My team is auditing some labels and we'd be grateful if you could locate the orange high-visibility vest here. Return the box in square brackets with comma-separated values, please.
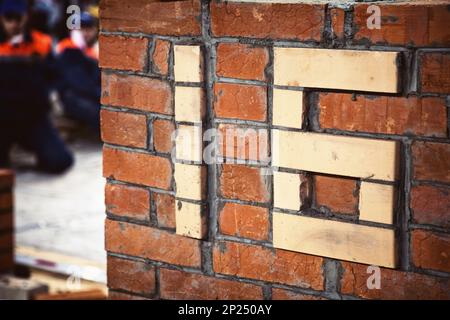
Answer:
[56, 38, 98, 61]
[0, 31, 52, 57]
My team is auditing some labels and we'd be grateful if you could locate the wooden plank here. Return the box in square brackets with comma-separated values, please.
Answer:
[359, 182, 395, 225]
[175, 86, 205, 123]
[273, 211, 397, 268]
[274, 47, 399, 93]
[272, 130, 399, 181]
[175, 163, 206, 201]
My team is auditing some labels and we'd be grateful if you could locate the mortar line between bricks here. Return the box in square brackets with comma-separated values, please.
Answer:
[105, 179, 176, 196]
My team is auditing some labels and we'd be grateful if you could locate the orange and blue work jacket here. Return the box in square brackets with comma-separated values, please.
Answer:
[0, 30, 52, 58]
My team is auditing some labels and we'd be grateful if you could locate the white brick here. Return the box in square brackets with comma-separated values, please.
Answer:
[175, 86, 205, 123]
[359, 182, 395, 225]
[273, 171, 300, 211]
[175, 163, 206, 201]
[174, 45, 202, 83]
[273, 211, 397, 268]
[176, 200, 206, 239]
[272, 89, 304, 129]
[272, 130, 399, 181]
[274, 47, 399, 93]
[175, 125, 203, 162]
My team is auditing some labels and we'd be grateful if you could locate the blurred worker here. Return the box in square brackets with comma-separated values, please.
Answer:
[0, 0, 74, 173]
[56, 9, 100, 133]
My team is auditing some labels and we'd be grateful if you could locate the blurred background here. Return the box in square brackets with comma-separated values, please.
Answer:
[0, 0, 106, 299]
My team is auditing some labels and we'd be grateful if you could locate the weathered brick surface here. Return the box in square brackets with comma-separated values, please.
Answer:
[211, 2, 325, 41]
[102, 73, 173, 115]
[0, 192, 12, 210]
[152, 39, 170, 76]
[213, 241, 324, 290]
[101, 109, 148, 148]
[412, 141, 450, 184]
[218, 202, 269, 241]
[217, 124, 269, 162]
[105, 219, 201, 268]
[107, 256, 155, 295]
[420, 52, 450, 94]
[411, 229, 450, 273]
[160, 268, 263, 300]
[272, 288, 325, 300]
[319, 93, 447, 137]
[315, 175, 358, 215]
[353, 3, 450, 46]
[100, 0, 201, 36]
[152, 119, 175, 154]
[341, 262, 450, 299]
[216, 43, 269, 81]
[105, 183, 150, 221]
[330, 7, 345, 40]
[411, 185, 450, 228]
[154, 193, 176, 229]
[103, 147, 172, 190]
[220, 165, 270, 203]
[214, 83, 267, 122]
[99, 35, 148, 72]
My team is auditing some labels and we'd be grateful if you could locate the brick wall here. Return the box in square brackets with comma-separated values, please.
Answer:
[100, 0, 450, 300]
[0, 170, 14, 274]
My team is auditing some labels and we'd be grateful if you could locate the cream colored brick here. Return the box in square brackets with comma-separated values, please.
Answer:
[273, 211, 397, 268]
[272, 89, 304, 129]
[174, 45, 202, 82]
[273, 171, 300, 211]
[176, 200, 206, 239]
[175, 86, 205, 123]
[272, 130, 399, 181]
[175, 163, 206, 201]
[274, 47, 399, 93]
[359, 182, 395, 225]
[175, 125, 203, 162]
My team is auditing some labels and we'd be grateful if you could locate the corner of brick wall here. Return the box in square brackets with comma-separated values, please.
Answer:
[99, 0, 450, 300]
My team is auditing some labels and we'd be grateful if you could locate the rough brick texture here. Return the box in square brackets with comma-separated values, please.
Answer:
[101, 1, 450, 300]
[319, 93, 447, 137]
[0, 170, 14, 274]
[99, 35, 149, 72]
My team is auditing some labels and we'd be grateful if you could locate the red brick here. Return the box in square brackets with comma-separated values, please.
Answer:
[213, 241, 324, 290]
[272, 288, 325, 300]
[99, 35, 148, 72]
[0, 193, 12, 210]
[105, 219, 201, 268]
[216, 43, 269, 81]
[220, 164, 270, 203]
[152, 119, 175, 154]
[102, 73, 172, 115]
[318, 93, 447, 138]
[217, 124, 269, 162]
[420, 52, 450, 94]
[108, 291, 150, 300]
[152, 39, 170, 76]
[103, 147, 172, 190]
[315, 175, 358, 215]
[107, 256, 155, 295]
[214, 83, 267, 122]
[411, 185, 450, 228]
[154, 193, 176, 229]
[412, 141, 450, 184]
[411, 229, 450, 273]
[100, 0, 201, 36]
[105, 183, 150, 221]
[100, 109, 148, 148]
[211, 2, 325, 41]
[341, 261, 450, 299]
[330, 8, 345, 39]
[353, 3, 450, 46]
[0, 170, 14, 189]
[160, 268, 263, 300]
[218, 203, 269, 241]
